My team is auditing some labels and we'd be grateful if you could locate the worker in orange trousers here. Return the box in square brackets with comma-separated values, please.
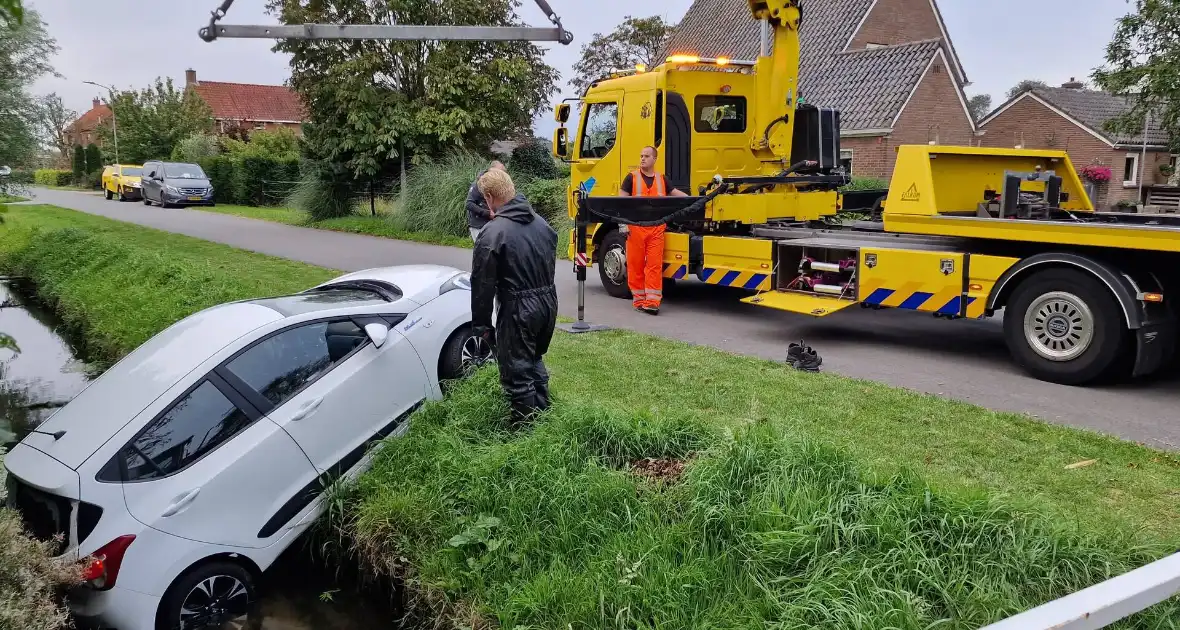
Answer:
[619, 146, 687, 315]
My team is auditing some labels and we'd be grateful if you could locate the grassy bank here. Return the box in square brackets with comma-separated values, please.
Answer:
[2, 204, 1179, 627]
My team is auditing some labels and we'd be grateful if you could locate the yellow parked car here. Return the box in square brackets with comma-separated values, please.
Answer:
[101, 164, 144, 201]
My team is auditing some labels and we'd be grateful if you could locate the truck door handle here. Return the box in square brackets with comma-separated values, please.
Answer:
[290, 397, 323, 421]
[161, 488, 201, 517]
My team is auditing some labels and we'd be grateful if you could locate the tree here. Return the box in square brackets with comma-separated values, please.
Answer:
[265, 0, 559, 181]
[967, 94, 992, 121]
[35, 93, 76, 166]
[0, 0, 22, 27]
[171, 133, 221, 162]
[72, 145, 85, 181]
[0, 8, 57, 167]
[1006, 79, 1049, 101]
[85, 143, 102, 173]
[95, 77, 213, 163]
[569, 15, 676, 94]
[1094, 0, 1180, 150]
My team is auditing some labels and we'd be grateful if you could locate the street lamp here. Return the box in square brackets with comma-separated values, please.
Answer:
[82, 80, 119, 163]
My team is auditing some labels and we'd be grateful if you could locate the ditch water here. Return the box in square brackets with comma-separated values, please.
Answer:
[0, 278, 401, 629]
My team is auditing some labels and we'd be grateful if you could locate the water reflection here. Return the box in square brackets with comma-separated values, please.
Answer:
[0, 279, 93, 445]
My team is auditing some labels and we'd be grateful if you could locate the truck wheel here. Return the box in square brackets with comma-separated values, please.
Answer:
[1003, 268, 1130, 385]
[597, 229, 632, 300]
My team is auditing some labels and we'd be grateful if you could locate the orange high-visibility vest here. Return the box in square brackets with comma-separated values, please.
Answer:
[631, 170, 666, 196]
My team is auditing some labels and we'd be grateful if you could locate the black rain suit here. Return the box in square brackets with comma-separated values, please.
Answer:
[470, 193, 559, 422]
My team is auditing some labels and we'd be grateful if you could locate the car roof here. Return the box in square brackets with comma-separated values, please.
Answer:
[314, 264, 465, 306]
[25, 302, 282, 469]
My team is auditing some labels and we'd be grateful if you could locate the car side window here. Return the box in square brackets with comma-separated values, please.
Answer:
[121, 380, 255, 481]
[224, 319, 368, 408]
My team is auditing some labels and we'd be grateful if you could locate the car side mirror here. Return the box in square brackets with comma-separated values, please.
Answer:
[553, 127, 569, 159]
[364, 322, 389, 347]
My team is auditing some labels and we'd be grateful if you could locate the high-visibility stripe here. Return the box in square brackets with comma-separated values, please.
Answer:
[698, 267, 770, 290]
[898, 291, 934, 310]
[864, 288, 894, 305]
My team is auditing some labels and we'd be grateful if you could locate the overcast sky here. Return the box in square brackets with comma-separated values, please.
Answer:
[29, 0, 1131, 137]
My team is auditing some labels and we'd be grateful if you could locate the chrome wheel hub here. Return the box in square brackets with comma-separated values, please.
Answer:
[179, 575, 252, 629]
[1024, 291, 1094, 362]
[603, 245, 626, 284]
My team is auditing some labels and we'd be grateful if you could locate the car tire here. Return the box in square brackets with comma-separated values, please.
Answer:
[104, 188, 113, 200]
[160, 199, 172, 209]
[156, 560, 260, 630]
[597, 228, 633, 300]
[439, 325, 494, 384]
[1003, 268, 1131, 385]
[143, 196, 152, 206]
[118, 188, 127, 202]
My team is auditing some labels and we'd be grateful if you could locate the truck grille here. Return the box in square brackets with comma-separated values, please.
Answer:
[5, 474, 102, 555]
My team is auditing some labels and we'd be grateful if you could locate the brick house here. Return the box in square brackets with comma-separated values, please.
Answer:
[977, 80, 1175, 209]
[664, 0, 976, 180]
[65, 98, 114, 148]
[183, 69, 306, 136]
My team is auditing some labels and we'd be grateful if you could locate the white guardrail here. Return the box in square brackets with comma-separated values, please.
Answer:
[982, 551, 1180, 629]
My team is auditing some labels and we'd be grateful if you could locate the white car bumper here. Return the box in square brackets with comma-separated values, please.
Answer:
[70, 583, 160, 630]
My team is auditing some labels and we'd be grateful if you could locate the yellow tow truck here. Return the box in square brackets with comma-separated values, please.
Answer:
[553, 0, 1178, 386]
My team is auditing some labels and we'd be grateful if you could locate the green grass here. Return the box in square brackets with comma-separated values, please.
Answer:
[0, 204, 335, 363]
[0, 508, 80, 630]
[340, 368, 1180, 628]
[0, 195, 27, 204]
[4, 203, 1179, 628]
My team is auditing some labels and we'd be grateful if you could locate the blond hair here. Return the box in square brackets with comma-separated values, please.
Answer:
[478, 168, 516, 204]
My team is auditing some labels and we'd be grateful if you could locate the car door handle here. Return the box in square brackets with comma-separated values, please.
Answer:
[161, 488, 201, 517]
[290, 397, 323, 421]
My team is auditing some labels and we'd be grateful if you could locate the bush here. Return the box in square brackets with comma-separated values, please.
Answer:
[519, 177, 568, 226]
[289, 161, 356, 221]
[33, 169, 72, 187]
[85, 144, 103, 174]
[172, 134, 221, 162]
[397, 152, 488, 237]
[0, 507, 81, 630]
[8, 170, 33, 185]
[841, 176, 889, 191]
[85, 171, 103, 190]
[198, 154, 300, 207]
[71, 146, 85, 183]
[510, 139, 559, 180]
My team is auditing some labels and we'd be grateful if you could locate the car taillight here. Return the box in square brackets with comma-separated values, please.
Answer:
[80, 535, 136, 591]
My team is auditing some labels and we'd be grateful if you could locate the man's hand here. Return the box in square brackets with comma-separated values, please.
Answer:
[619, 224, 629, 234]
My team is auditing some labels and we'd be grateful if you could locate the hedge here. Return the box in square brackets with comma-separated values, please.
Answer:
[7, 170, 34, 185]
[197, 155, 300, 206]
[33, 169, 73, 187]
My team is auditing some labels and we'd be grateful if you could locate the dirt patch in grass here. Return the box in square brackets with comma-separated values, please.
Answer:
[630, 456, 690, 483]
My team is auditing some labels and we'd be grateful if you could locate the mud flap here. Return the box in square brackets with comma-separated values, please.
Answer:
[1132, 318, 1177, 378]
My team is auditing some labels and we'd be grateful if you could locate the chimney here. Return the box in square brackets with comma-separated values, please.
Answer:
[1062, 77, 1085, 90]
[185, 68, 197, 87]
[92, 97, 101, 109]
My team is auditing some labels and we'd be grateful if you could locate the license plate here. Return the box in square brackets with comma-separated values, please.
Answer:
[187, 196, 202, 201]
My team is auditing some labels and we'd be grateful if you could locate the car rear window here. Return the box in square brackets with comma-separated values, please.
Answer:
[251, 288, 390, 316]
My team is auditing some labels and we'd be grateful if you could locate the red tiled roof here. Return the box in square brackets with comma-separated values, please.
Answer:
[189, 81, 305, 123]
[68, 103, 113, 133]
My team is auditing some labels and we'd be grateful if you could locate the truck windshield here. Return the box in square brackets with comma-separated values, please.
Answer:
[164, 164, 207, 179]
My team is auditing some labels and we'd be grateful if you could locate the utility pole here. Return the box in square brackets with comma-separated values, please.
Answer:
[82, 81, 119, 164]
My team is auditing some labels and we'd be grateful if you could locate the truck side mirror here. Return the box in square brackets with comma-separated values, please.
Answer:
[555, 103, 570, 124]
[552, 127, 569, 159]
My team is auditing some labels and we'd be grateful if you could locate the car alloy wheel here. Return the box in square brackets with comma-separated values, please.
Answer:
[460, 334, 495, 374]
[177, 574, 254, 629]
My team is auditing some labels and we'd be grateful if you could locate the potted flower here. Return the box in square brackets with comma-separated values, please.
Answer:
[1080, 165, 1113, 183]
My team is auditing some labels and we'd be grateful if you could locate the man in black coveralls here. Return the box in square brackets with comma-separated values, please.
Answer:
[470, 168, 558, 422]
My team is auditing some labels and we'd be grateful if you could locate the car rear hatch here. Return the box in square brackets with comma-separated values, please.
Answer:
[3, 443, 101, 557]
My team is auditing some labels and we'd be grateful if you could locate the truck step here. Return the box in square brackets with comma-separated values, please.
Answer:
[741, 291, 858, 317]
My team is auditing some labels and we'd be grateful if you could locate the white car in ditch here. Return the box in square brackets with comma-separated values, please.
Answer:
[3, 264, 490, 630]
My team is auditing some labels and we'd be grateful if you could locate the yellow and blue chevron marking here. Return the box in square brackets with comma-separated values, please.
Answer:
[863, 285, 976, 315]
[699, 267, 770, 290]
[662, 263, 689, 280]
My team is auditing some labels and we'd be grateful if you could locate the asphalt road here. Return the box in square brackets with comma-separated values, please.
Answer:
[22, 187, 1180, 450]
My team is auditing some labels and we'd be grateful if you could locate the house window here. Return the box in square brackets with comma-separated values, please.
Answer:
[865, 43, 885, 49]
[694, 95, 747, 133]
[1124, 153, 1140, 186]
[840, 149, 854, 174]
[254, 122, 265, 130]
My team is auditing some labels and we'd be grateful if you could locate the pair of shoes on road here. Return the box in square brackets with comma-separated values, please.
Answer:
[786, 340, 822, 372]
[635, 305, 660, 316]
